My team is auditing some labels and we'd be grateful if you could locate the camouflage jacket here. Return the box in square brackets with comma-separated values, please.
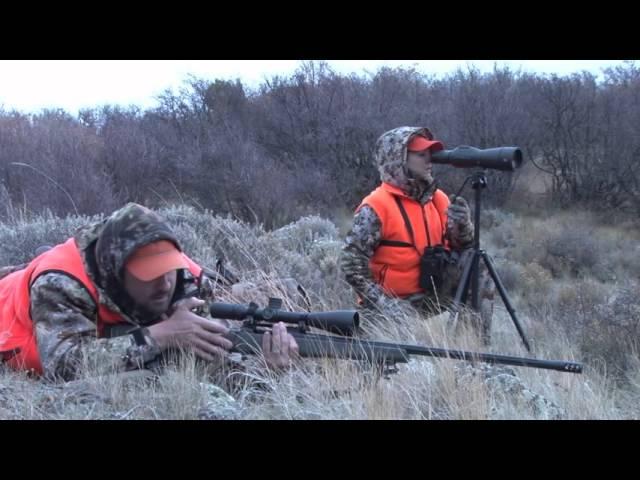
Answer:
[30, 203, 215, 381]
[340, 126, 474, 308]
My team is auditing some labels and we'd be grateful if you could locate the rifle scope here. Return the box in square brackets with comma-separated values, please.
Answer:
[210, 302, 360, 336]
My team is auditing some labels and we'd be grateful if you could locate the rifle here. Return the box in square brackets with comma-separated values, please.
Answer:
[211, 298, 583, 374]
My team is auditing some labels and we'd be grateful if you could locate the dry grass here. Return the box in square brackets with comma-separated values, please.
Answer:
[1, 204, 638, 419]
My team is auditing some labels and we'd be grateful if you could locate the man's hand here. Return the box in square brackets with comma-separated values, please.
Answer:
[262, 322, 300, 369]
[447, 195, 473, 248]
[147, 297, 233, 362]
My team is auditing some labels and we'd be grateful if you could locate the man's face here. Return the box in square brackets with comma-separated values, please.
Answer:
[407, 149, 434, 184]
[123, 269, 178, 316]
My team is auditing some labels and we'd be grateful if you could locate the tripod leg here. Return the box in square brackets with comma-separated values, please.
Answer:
[471, 248, 481, 311]
[448, 250, 475, 340]
[480, 251, 532, 352]
[451, 249, 475, 314]
[479, 297, 494, 347]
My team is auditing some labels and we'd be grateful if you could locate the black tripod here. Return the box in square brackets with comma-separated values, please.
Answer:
[450, 170, 532, 352]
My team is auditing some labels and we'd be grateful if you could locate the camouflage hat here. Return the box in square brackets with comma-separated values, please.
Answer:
[373, 126, 437, 189]
[89, 203, 183, 314]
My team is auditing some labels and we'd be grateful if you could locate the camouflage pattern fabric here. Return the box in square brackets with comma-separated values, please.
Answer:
[341, 126, 491, 338]
[446, 195, 474, 251]
[374, 126, 439, 203]
[29, 203, 215, 381]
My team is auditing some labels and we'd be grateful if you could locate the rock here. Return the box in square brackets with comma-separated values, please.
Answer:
[197, 382, 241, 420]
[456, 363, 566, 419]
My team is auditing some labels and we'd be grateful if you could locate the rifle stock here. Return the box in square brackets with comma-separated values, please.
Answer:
[225, 329, 409, 364]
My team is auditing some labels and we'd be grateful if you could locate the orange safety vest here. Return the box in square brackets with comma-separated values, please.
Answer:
[358, 182, 450, 298]
[0, 238, 202, 374]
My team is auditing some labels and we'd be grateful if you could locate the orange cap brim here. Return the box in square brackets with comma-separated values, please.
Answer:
[407, 136, 444, 152]
[125, 240, 189, 281]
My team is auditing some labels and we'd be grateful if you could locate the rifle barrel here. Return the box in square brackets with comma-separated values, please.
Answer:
[226, 329, 582, 374]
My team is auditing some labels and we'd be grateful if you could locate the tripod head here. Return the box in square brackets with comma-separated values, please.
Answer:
[453, 170, 491, 250]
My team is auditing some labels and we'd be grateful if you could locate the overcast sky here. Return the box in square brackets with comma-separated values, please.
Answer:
[0, 60, 631, 116]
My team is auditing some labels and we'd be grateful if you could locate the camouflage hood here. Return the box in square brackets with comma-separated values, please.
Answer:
[374, 126, 439, 202]
[74, 203, 182, 320]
